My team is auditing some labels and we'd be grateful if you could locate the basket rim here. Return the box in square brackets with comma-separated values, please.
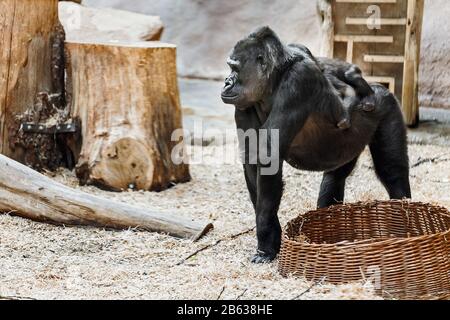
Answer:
[283, 200, 450, 248]
[282, 229, 450, 248]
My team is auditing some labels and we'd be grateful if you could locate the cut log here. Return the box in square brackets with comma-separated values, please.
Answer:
[59, 1, 164, 42]
[0, 0, 66, 167]
[0, 154, 213, 241]
[65, 40, 190, 191]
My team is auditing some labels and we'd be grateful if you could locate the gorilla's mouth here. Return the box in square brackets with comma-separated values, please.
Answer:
[221, 93, 239, 104]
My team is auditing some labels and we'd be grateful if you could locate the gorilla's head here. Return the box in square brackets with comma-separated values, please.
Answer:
[221, 26, 289, 109]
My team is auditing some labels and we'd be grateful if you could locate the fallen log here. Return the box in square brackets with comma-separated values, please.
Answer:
[0, 154, 213, 241]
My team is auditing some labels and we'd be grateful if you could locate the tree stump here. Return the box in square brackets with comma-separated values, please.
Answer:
[65, 41, 191, 191]
[0, 0, 65, 167]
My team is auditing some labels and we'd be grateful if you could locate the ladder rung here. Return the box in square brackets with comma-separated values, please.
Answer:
[334, 35, 394, 43]
[346, 18, 407, 25]
[364, 55, 405, 63]
[337, 0, 396, 3]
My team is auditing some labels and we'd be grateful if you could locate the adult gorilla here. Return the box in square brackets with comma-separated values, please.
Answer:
[221, 27, 411, 264]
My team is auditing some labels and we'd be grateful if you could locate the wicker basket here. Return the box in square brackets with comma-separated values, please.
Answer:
[278, 201, 450, 300]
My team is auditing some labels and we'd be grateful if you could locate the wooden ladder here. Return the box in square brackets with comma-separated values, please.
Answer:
[319, 0, 424, 126]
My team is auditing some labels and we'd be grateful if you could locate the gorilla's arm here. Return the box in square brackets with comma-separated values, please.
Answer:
[235, 107, 262, 210]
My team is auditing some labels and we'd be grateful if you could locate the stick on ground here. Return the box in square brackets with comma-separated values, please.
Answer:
[411, 153, 450, 168]
[291, 277, 327, 300]
[216, 286, 226, 300]
[176, 227, 256, 265]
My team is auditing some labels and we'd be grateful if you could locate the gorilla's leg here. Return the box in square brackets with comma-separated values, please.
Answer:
[244, 164, 258, 210]
[369, 103, 411, 199]
[253, 165, 283, 264]
[344, 65, 374, 97]
[344, 66, 376, 112]
[317, 157, 359, 208]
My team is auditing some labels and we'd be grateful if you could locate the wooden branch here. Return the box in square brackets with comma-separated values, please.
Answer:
[176, 227, 255, 266]
[411, 153, 450, 169]
[0, 154, 213, 240]
[216, 287, 226, 300]
[235, 289, 248, 301]
[0, 295, 36, 301]
[291, 277, 327, 300]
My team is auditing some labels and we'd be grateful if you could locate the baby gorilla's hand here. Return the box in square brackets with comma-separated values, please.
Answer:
[361, 95, 376, 112]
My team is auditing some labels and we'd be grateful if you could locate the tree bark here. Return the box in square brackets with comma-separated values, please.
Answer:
[0, 154, 213, 241]
[0, 0, 67, 168]
[317, 0, 334, 58]
[66, 40, 190, 191]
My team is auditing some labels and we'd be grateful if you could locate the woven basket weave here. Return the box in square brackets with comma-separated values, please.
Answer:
[278, 201, 450, 300]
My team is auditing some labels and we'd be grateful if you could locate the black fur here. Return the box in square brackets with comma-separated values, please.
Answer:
[288, 43, 376, 129]
[221, 27, 411, 263]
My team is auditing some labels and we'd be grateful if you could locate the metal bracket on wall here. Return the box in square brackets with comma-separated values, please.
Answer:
[20, 122, 78, 134]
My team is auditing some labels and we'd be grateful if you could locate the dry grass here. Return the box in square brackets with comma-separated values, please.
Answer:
[0, 143, 449, 300]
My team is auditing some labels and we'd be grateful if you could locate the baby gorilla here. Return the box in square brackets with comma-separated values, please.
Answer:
[288, 44, 376, 129]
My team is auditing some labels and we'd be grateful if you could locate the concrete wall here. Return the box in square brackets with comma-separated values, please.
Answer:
[83, 0, 450, 109]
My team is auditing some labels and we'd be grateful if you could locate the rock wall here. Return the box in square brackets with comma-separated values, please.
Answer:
[419, 0, 450, 109]
[83, 0, 449, 109]
[60, 2, 163, 42]
[82, 0, 321, 80]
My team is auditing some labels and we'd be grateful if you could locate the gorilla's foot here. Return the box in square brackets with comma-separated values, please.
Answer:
[251, 250, 277, 264]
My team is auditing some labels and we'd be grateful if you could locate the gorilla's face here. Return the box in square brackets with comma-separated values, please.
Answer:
[221, 41, 271, 110]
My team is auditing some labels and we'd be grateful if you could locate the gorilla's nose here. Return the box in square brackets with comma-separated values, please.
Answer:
[222, 78, 234, 94]
[225, 77, 233, 87]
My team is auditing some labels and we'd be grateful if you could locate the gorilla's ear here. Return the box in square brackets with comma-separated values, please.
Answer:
[250, 26, 279, 42]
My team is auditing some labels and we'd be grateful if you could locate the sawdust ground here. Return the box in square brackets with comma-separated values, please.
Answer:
[0, 144, 449, 300]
